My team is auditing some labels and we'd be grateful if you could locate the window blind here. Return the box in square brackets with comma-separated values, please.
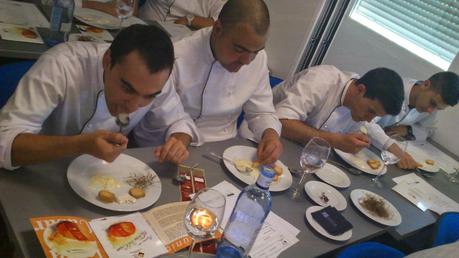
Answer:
[350, 0, 459, 70]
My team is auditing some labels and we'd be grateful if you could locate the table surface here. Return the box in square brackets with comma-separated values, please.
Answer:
[1, 137, 459, 258]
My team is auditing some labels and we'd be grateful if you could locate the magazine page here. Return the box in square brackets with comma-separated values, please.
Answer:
[142, 201, 192, 253]
[89, 212, 167, 258]
[30, 216, 107, 258]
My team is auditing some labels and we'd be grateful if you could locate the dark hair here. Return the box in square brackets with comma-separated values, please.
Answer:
[109, 24, 174, 73]
[218, 0, 270, 35]
[355, 67, 404, 115]
[429, 71, 459, 106]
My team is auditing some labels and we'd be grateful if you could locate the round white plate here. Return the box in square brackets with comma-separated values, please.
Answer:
[74, 8, 146, 30]
[304, 181, 347, 211]
[222, 145, 292, 191]
[305, 206, 352, 241]
[417, 161, 440, 173]
[315, 163, 351, 188]
[67, 154, 161, 212]
[350, 189, 401, 226]
[335, 148, 387, 175]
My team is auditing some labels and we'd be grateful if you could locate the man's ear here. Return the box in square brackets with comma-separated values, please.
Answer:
[212, 20, 224, 37]
[423, 79, 432, 89]
[356, 83, 367, 95]
[103, 49, 111, 70]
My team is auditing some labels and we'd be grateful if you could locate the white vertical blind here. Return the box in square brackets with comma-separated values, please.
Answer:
[350, 0, 459, 70]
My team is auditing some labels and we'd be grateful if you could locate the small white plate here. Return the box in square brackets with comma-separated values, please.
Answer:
[304, 181, 347, 211]
[67, 154, 161, 212]
[335, 148, 387, 175]
[417, 161, 440, 173]
[315, 163, 351, 188]
[305, 206, 352, 241]
[222, 146, 292, 192]
[350, 189, 401, 226]
[74, 8, 120, 29]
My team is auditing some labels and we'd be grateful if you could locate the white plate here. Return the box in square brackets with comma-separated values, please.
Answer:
[222, 146, 292, 191]
[67, 154, 161, 212]
[74, 8, 146, 30]
[335, 148, 387, 175]
[304, 181, 347, 211]
[417, 161, 440, 173]
[315, 163, 351, 188]
[350, 189, 401, 226]
[305, 206, 352, 241]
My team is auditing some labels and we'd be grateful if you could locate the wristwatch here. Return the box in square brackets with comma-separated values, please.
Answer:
[186, 14, 195, 26]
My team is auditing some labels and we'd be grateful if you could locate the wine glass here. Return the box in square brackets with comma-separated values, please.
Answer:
[372, 140, 407, 188]
[290, 137, 331, 199]
[184, 188, 225, 257]
[116, 0, 135, 29]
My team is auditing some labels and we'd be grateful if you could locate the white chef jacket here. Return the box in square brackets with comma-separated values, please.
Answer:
[140, 0, 226, 23]
[375, 78, 436, 141]
[274, 65, 395, 151]
[148, 27, 281, 144]
[0, 42, 197, 170]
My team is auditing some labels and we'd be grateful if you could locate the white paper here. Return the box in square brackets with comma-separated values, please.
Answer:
[89, 212, 168, 258]
[211, 181, 300, 258]
[0, 0, 49, 28]
[392, 173, 459, 215]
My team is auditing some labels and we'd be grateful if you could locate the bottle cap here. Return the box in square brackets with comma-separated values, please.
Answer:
[216, 245, 243, 258]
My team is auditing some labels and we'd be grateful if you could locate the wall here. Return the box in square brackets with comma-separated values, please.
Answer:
[322, 1, 459, 155]
[265, 0, 326, 79]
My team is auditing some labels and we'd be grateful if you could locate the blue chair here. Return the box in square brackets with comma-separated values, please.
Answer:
[337, 242, 405, 258]
[433, 212, 459, 247]
[0, 61, 35, 108]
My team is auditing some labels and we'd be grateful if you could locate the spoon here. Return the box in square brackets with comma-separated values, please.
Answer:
[115, 113, 130, 133]
[208, 152, 253, 173]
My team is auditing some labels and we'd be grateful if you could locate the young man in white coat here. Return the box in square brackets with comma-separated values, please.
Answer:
[377, 71, 459, 142]
[274, 65, 419, 169]
[0, 25, 197, 170]
[134, 0, 283, 165]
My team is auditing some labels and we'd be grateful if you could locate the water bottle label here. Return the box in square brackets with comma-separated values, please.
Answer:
[256, 166, 275, 189]
[50, 7, 63, 32]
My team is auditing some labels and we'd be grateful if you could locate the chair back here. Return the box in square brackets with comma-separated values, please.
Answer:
[337, 242, 405, 258]
[433, 212, 459, 247]
[0, 61, 35, 108]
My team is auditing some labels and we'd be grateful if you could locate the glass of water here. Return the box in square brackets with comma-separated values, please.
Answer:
[290, 137, 330, 199]
[116, 0, 135, 29]
[184, 188, 225, 257]
[372, 140, 406, 187]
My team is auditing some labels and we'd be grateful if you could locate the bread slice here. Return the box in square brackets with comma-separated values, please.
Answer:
[367, 159, 381, 170]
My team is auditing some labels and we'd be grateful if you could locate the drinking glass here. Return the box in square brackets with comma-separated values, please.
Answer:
[445, 168, 459, 184]
[372, 140, 407, 188]
[116, 0, 135, 29]
[183, 188, 225, 257]
[290, 137, 331, 199]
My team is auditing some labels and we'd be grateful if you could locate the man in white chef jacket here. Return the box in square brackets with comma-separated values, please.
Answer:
[274, 65, 420, 169]
[376, 71, 458, 142]
[0, 25, 198, 170]
[134, 0, 283, 165]
[140, 0, 227, 30]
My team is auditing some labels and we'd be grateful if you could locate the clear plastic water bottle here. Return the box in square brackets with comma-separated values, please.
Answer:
[216, 166, 274, 258]
[49, 0, 75, 42]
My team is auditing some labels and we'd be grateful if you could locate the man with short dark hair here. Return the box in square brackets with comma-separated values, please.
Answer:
[377, 71, 459, 142]
[134, 0, 283, 165]
[0, 25, 197, 170]
[274, 65, 415, 168]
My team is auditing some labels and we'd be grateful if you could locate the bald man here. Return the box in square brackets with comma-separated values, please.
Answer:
[134, 0, 283, 165]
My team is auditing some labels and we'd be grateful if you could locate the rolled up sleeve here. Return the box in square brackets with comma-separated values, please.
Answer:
[366, 121, 395, 150]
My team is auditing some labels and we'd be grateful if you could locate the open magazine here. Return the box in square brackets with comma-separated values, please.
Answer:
[31, 202, 220, 257]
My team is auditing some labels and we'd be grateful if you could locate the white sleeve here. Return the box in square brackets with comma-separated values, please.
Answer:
[208, 0, 226, 20]
[365, 121, 395, 150]
[243, 53, 281, 141]
[132, 68, 201, 147]
[0, 56, 66, 170]
[275, 67, 329, 121]
[411, 112, 437, 141]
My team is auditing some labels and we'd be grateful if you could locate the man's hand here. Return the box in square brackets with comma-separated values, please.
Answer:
[334, 133, 370, 154]
[385, 125, 409, 138]
[154, 133, 191, 164]
[397, 152, 420, 170]
[80, 130, 128, 162]
[174, 17, 188, 25]
[257, 129, 283, 165]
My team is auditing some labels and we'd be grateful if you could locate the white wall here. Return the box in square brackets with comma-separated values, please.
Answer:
[322, 2, 459, 155]
[265, 0, 326, 79]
